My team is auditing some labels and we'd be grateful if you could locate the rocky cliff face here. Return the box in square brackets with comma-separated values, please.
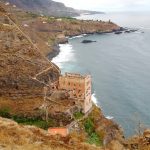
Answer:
[0, 5, 60, 102]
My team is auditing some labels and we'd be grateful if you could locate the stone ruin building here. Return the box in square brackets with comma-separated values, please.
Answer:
[58, 72, 93, 114]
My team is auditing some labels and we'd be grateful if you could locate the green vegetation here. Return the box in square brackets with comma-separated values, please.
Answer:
[47, 16, 55, 22]
[46, 16, 76, 22]
[73, 111, 84, 120]
[0, 108, 55, 130]
[27, 12, 39, 18]
[59, 16, 76, 20]
[84, 118, 94, 134]
[0, 107, 11, 118]
[87, 132, 102, 146]
[84, 117, 102, 146]
[12, 116, 54, 129]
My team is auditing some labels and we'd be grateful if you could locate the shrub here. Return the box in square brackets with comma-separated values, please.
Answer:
[27, 12, 38, 18]
[87, 132, 102, 146]
[84, 118, 94, 135]
[0, 108, 11, 118]
[74, 111, 84, 120]
[12, 116, 54, 130]
[84, 117, 103, 146]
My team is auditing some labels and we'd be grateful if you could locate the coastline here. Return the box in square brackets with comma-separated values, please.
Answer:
[47, 27, 124, 126]
[47, 24, 146, 139]
[47, 27, 124, 61]
[1, 2, 150, 148]
[49, 40, 126, 146]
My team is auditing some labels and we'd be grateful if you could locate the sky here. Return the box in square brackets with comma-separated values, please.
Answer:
[54, 0, 150, 12]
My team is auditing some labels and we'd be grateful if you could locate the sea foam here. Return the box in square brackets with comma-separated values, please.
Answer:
[106, 116, 114, 120]
[92, 92, 98, 106]
[52, 43, 75, 69]
[92, 92, 114, 120]
[69, 34, 87, 40]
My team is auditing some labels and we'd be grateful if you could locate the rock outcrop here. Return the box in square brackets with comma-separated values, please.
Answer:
[81, 40, 97, 43]
[125, 130, 150, 150]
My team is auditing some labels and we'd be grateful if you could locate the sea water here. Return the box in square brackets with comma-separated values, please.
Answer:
[52, 12, 150, 137]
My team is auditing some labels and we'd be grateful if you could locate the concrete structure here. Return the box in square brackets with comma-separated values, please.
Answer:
[48, 127, 69, 137]
[59, 73, 92, 113]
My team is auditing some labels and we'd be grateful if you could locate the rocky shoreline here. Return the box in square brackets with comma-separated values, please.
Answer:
[47, 25, 140, 61]
[47, 27, 125, 60]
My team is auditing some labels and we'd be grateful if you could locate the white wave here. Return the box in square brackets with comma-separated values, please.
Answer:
[92, 92, 98, 106]
[91, 92, 114, 120]
[69, 34, 87, 40]
[106, 116, 114, 120]
[52, 43, 75, 69]
[139, 27, 150, 30]
[134, 31, 143, 34]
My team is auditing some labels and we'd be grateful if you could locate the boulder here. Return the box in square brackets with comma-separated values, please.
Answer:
[81, 40, 96, 43]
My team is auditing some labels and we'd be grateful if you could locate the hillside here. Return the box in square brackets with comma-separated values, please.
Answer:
[3, 0, 103, 17]
[0, 117, 103, 150]
[0, 105, 126, 150]
[0, 1, 120, 117]
[0, 3, 60, 117]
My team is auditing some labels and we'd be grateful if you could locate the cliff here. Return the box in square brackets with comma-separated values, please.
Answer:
[0, 4, 60, 116]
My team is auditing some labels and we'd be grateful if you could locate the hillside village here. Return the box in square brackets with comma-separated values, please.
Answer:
[0, 1, 150, 150]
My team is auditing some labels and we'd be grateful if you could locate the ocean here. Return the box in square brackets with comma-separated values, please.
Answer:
[52, 12, 150, 137]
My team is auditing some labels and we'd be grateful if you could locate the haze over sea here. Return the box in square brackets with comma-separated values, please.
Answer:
[52, 12, 150, 137]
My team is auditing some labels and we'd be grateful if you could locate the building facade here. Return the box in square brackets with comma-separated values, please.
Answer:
[59, 73, 92, 113]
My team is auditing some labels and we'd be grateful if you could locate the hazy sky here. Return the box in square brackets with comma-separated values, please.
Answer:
[54, 0, 150, 12]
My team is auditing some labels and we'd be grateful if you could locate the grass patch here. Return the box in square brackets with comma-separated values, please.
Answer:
[87, 132, 102, 146]
[27, 12, 39, 18]
[58, 16, 76, 21]
[12, 116, 54, 129]
[84, 118, 94, 134]
[73, 111, 84, 120]
[0, 107, 11, 118]
[84, 117, 102, 146]
[0, 108, 55, 130]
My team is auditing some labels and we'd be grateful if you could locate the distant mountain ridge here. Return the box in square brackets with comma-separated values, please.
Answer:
[4, 0, 103, 17]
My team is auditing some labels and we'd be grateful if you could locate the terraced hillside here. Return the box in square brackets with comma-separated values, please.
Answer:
[0, 4, 60, 116]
